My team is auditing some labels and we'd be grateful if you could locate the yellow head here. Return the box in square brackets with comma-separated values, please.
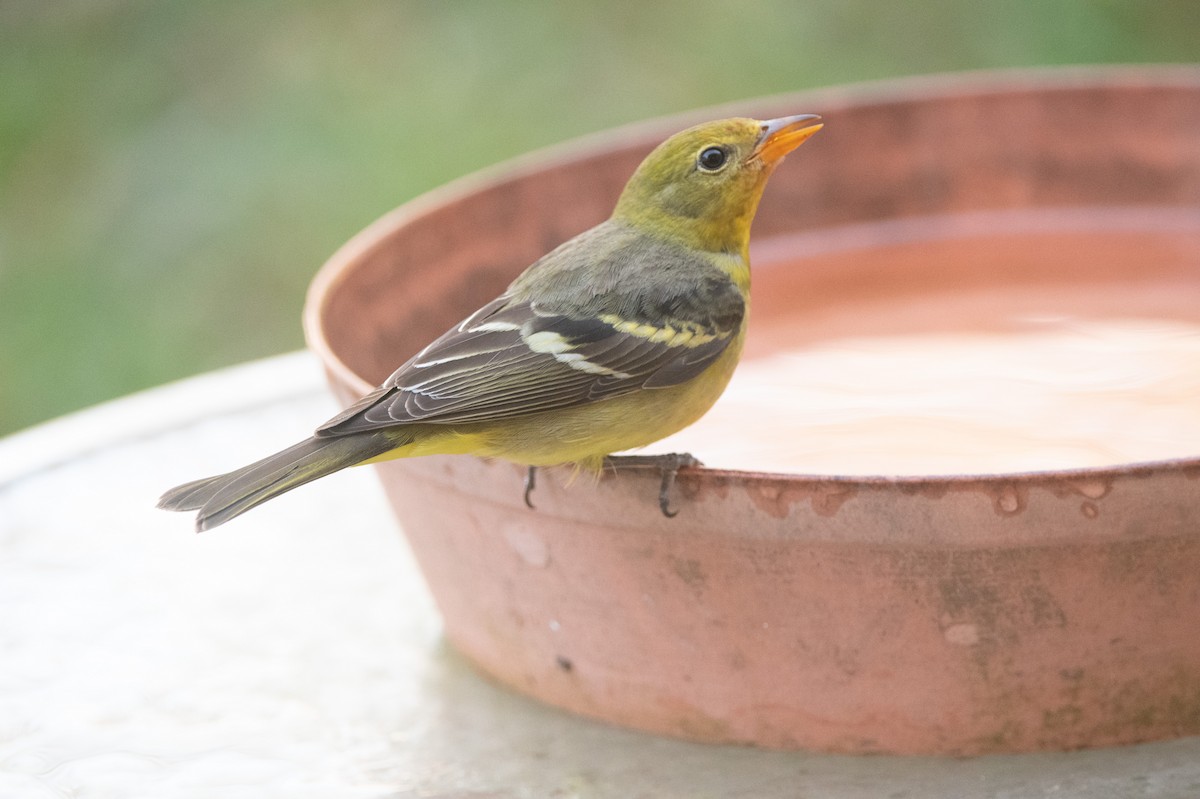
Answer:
[613, 115, 822, 255]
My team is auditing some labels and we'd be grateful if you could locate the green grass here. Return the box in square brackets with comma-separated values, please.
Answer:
[1, 0, 1195, 435]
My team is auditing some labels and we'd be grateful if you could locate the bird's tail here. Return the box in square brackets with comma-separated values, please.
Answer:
[157, 432, 398, 532]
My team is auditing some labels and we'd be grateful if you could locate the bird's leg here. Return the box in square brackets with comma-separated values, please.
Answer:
[602, 453, 702, 518]
[523, 466, 538, 509]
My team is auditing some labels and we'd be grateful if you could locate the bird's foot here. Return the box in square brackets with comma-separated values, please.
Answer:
[524, 465, 538, 509]
[602, 453, 703, 518]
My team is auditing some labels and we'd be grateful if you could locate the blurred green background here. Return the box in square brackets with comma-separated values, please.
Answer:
[1, 0, 1195, 436]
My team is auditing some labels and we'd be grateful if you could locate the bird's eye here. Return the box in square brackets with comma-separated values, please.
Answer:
[697, 146, 728, 171]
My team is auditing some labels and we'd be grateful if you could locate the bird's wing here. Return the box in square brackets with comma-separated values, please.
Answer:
[315, 285, 744, 436]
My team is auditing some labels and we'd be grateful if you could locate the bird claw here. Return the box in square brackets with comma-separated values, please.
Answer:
[521, 456, 701, 517]
[524, 466, 538, 509]
[602, 453, 702, 518]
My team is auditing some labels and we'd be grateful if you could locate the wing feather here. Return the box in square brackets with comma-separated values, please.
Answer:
[315, 232, 746, 438]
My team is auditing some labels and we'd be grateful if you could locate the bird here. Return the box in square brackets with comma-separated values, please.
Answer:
[159, 113, 823, 531]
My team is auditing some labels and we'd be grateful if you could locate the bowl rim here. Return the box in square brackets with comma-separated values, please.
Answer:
[303, 64, 1200, 489]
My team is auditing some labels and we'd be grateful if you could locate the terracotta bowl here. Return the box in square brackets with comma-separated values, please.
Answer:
[305, 68, 1200, 755]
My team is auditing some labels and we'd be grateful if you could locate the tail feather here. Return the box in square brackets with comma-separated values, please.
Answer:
[158, 433, 397, 532]
[156, 475, 229, 511]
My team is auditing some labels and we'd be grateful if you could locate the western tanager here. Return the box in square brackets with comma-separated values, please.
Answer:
[159, 114, 823, 530]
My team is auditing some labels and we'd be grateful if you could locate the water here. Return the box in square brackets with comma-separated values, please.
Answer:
[650, 316, 1200, 475]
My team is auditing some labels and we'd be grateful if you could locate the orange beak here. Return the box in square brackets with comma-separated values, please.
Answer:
[752, 114, 823, 165]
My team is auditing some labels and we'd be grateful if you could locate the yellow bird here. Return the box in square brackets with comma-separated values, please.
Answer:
[159, 114, 823, 530]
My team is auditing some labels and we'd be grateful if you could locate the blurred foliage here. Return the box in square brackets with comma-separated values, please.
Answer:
[0, 0, 1195, 435]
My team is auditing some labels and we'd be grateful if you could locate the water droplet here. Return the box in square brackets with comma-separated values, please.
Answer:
[1072, 479, 1110, 499]
[504, 526, 549, 567]
[944, 623, 980, 646]
[995, 485, 1022, 514]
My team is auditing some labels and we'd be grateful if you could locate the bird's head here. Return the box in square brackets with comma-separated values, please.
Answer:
[613, 114, 822, 255]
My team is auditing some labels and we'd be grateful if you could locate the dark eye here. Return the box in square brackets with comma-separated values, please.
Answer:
[697, 146, 728, 171]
